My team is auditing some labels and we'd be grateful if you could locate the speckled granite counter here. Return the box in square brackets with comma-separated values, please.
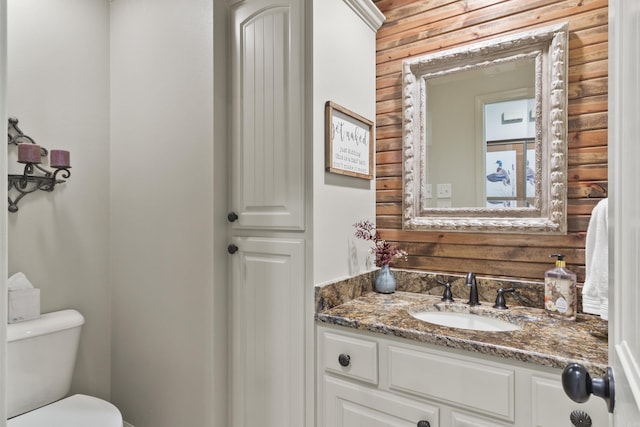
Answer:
[315, 271, 609, 376]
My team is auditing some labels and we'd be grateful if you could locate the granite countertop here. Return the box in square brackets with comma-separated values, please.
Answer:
[315, 290, 609, 376]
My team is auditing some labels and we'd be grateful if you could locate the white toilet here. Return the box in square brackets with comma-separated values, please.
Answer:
[7, 309, 122, 427]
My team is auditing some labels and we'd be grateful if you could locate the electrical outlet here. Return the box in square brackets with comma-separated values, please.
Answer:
[437, 183, 452, 198]
[425, 184, 432, 199]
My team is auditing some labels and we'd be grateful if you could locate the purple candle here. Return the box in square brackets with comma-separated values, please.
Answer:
[18, 144, 42, 164]
[50, 150, 70, 168]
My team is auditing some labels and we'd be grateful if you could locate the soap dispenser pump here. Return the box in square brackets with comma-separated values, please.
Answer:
[544, 253, 577, 320]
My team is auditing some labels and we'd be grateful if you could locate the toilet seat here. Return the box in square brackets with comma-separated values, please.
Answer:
[7, 394, 122, 427]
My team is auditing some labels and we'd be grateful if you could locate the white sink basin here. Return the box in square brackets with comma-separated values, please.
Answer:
[409, 310, 521, 332]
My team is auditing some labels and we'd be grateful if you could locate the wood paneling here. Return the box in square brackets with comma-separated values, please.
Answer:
[374, 0, 608, 282]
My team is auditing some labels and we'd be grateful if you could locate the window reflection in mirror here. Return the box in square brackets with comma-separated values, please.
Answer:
[484, 98, 536, 208]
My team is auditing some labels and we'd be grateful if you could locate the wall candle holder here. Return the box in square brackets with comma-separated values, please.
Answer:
[7, 117, 71, 212]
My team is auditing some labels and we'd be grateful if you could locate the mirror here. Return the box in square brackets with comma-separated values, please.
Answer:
[402, 23, 569, 233]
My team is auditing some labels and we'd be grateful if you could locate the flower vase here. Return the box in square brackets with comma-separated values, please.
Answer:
[374, 264, 396, 294]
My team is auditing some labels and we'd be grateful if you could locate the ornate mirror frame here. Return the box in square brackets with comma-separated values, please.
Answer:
[402, 23, 569, 234]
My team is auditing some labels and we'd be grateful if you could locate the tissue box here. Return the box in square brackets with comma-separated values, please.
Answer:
[8, 288, 41, 323]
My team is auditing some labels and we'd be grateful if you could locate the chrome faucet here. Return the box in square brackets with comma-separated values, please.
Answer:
[466, 272, 480, 306]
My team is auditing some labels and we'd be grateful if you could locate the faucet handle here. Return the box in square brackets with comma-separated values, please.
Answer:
[493, 288, 517, 309]
[435, 279, 454, 303]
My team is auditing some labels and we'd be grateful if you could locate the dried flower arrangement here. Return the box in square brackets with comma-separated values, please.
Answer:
[353, 220, 408, 267]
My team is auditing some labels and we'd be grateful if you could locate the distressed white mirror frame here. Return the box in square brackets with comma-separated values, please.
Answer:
[402, 23, 569, 234]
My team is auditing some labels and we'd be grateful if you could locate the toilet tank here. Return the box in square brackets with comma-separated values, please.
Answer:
[7, 309, 85, 418]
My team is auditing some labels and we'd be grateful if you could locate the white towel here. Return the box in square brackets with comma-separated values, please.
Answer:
[582, 294, 600, 315]
[582, 198, 608, 318]
[600, 301, 609, 321]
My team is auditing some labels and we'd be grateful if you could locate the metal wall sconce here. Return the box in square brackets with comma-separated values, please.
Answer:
[7, 117, 71, 212]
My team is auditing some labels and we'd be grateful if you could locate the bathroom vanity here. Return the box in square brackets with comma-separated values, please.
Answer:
[315, 275, 609, 427]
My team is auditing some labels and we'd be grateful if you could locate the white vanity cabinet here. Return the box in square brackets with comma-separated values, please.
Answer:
[318, 325, 609, 427]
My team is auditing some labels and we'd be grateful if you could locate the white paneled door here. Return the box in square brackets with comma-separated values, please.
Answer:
[610, 0, 640, 424]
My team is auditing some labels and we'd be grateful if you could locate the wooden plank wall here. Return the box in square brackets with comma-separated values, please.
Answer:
[374, 0, 608, 282]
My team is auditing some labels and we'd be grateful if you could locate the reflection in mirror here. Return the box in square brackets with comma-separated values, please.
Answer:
[483, 97, 536, 208]
[403, 23, 569, 233]
[423, 59, 535, 209]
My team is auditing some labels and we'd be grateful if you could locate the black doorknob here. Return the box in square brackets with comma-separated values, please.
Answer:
[417, 421, 431, 427]
[338, 353, 350, 367]
[562, 363, 615, 413]
[227, 244, 239, 254]
[227, 211, 239, 222]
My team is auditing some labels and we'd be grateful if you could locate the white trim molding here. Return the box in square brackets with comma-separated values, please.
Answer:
[343, 0, 385, 32]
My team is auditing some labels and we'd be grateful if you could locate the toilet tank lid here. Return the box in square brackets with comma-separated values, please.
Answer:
[7, 309, 85, 343]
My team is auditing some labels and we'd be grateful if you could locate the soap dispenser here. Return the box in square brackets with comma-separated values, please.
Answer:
[544, 253, 577, 320]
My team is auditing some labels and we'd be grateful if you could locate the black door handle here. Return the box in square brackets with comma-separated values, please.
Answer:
[227, 244, 239, 254]
[227, 211, 239, 222]
[562, 363, 615, 413]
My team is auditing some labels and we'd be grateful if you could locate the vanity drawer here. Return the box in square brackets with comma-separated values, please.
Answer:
[322, 331, 378, 385]
[387, 345, 515, 421]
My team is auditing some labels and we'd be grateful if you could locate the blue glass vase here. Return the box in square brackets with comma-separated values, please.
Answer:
[375, 264, 396, 294]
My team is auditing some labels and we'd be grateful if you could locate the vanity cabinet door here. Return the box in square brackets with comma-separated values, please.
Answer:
[531, 374, 609, 427]
[324, 375, 440, 427]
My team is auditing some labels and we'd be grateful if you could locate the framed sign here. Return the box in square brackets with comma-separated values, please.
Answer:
[325, 101, 374, 180]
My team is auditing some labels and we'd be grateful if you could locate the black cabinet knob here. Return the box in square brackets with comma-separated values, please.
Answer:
[338, 353, 350, 367]
[227, 244, 239, 254]
[417, 421, 431, 427]
[227, 211, 239, 222]
[562, 363, 615, 413]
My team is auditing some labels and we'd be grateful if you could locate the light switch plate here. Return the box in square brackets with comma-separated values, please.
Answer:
[437, 183, 452, 198]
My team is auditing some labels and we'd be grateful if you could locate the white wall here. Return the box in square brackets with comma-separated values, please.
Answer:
[312, 0, 381, 285]
[109, 0, 224, 426]
[211, 1, 229, 425]
[6, 0, 111, 399]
